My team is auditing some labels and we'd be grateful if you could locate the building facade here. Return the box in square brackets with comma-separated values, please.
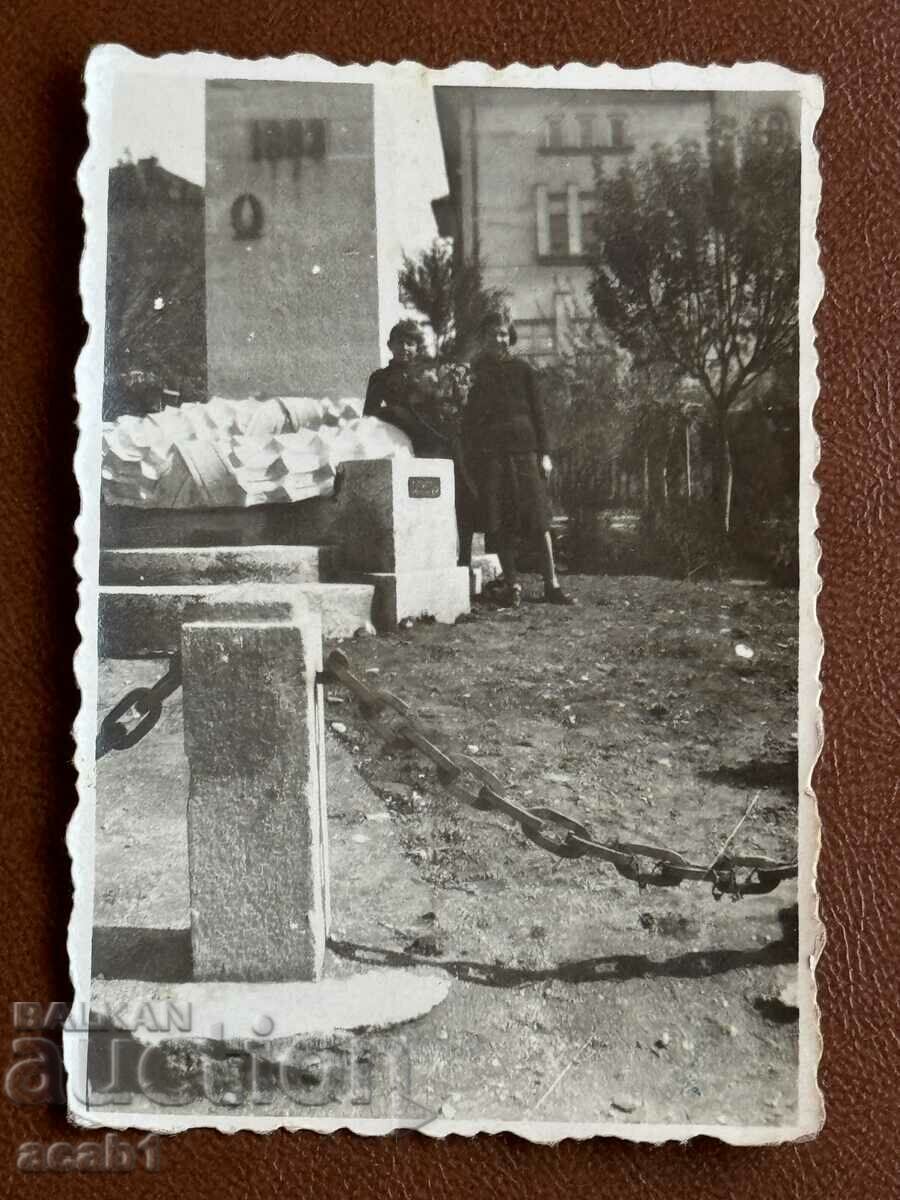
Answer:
[205, 80, 380, 399]
[433, 87, 800, 365]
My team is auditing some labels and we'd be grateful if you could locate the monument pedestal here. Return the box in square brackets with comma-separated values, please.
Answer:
[332, 457, 470, 627]
[99, 454, 470, 635]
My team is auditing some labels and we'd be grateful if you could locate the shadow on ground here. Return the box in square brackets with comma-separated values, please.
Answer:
[327, 917, 797, 990]
[699, 751, 798, 794]
[93, 902, 799, 990]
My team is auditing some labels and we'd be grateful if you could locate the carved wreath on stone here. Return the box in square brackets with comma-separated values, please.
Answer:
[230, 192, 264, 240]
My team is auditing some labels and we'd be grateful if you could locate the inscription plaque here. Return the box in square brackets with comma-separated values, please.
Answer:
[408, 477, 441, 499]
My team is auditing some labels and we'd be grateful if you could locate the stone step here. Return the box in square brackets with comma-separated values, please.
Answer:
[100, 497, 341, 549]
[290, 582, 375, 640]
[99, 582, 375, 657]
[100, 545, 338, 587]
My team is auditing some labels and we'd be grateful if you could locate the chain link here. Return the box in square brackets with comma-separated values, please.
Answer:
[96, 654, 183, 761]
[323, 649, 798, 901]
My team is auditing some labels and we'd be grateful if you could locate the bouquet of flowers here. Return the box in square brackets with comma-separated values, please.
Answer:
[414, 359, 472, 444]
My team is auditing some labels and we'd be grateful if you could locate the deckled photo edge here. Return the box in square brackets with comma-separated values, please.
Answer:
[67, 48, 824, 1143]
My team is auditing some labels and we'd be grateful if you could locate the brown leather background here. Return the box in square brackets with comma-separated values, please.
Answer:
[2, 0, 898, 1194]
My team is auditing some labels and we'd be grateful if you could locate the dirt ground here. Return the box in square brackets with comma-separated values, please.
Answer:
[92, 572, 800, 1132]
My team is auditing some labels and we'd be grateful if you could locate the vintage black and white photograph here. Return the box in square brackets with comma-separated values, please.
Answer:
[70, 49, 822, 1141]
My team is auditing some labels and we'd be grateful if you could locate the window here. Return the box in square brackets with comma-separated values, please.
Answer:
[537, 186, 600, 259]
[537, 188, 594, 259]
[577, 113, 595, 149]
[546, 115, 564, 150]
[540, 111, 633, 155]
[548, 214, 568, 256]
[579, 192, 598, 250]
[515, 319, 557, 361]
[547, 193, 569, 256]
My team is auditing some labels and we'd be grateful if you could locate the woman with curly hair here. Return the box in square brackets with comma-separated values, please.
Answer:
[363, 320, 446, 456]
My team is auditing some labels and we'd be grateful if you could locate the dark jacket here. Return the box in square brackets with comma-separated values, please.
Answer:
[363, 362, 447, 457]
[463, 353, 550, 457]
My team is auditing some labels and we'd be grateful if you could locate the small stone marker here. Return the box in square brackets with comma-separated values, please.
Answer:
[333, 457, 470, 626]
[181, 599, 329, 982]
[337, 457, 456, 574]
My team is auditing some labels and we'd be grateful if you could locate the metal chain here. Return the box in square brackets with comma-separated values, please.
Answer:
[96, 654, 183, 761]
[322, 649, 798, 901]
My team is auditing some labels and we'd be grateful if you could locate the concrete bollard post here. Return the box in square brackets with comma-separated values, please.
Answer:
[180, 602, 329, 982]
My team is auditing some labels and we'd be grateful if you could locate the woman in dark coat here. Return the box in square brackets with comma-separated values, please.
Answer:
[463, 316, 574, 607]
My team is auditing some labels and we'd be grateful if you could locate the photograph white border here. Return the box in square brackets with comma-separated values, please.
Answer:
[69, 46, 824, 1143]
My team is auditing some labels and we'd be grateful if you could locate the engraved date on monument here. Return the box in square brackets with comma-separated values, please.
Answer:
[408, 477, 441, 499]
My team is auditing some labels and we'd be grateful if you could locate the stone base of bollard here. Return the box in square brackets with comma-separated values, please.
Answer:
[89, 971, 452, 1050]
[85, 971, 451, 1113]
